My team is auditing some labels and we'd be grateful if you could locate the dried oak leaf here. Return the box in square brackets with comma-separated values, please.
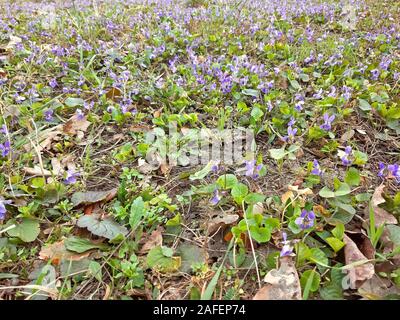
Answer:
[140, 228, 163, 254]
[39, 240, 90, 266]
[63, 114, 90, 136]
[22, 166, 52, 176]
[343, 234, 375, 287]
[71, 189, 117, 207]
[206, 213, 239, 234]
[23, 126, 62, 153]
[365, 184, 397, 247]
[253, 256, 302, 300]
[358, 274, 400, 299]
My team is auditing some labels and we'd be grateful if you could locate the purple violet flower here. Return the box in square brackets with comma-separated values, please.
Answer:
[295, 100, 304, 111]
[49, 78, 58, 89]
[44, 109, 54, 122]
[64, 169, 79, 185]
[311, 159, 322, 176]
[244, 160, 263, 179]
[0, 199, 12, 220]
[76, 109, 84, 120]
[210, 189, 221, 205]
[295, 209, 315, 230]
[320, 113, 335, 131]
[388, 164, 400, 182]
[0, 125, 8, 135]
[280, 232, 294, 257]
[283, 126, 297, 142]
[378, 162, 386, 177]
[211, 161, 220, 173]
[371, 69, 380, 81]
[0, 141, 11, 157]
[341, 146, 352, 166]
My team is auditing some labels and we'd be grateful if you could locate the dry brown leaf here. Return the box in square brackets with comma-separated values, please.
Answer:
[105, 87, 122, 101]
[5, 35, 22, 50]
[253, 256, 301, 300]
[160, 163, 170, 175]
[358, 274, 400, 299]
[39, 240, 90, 265]
[371, 184, 386, 206]
[140, 228, 163, 254]
[372, 207, 397, 226]
[340, 129, 355, 142]
[137, 157, 160, 174]
[103, 284, 111, 300]
[23, 166, 52, 176]
[129, 124, 152, 133]
[51, 158, 63, 176]
[281, 190, 294, 204]
[252, 202, 264, 214]
[313, 204, 330, 217]
[63, 114, 90, 136]
[288, 185, 313, 195]
[343, 234, 375, 288]
[366, 184, 397, 227]
[206, 213, 239, 234]
[23, 126, 62, 153]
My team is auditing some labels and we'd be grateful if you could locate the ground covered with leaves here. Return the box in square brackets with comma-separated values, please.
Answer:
[1, 0, 400, 300]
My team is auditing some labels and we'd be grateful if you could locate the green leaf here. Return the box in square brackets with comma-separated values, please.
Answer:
[387, 225, 400, 245]
[189, 162, 212, 181]
[329, 209, 355, 225]
[237, 101, 249, 113]
[325, 237, 345, 252]
[244, 193, 266, 204]
[358, 99, 372, 111]
[394, 192, 400, 206]
[332, 223, 345, 240]
[334, 183, 351, 196]
[129, 197, 145, 230]
[6, 218, 40, 243]
[269, 148, 286, 160]
[296, 242, 311, 266]
[77, 214, 128, 240]
[300, 270, 321, 296]
[31, 177, 45, 189]
[320, 284, 343, 300]
[201, 240, 233, 300]
[65, 236, 108, 253]
[308, 126, 326, 140]
[146, 246, 181, 273]
[249, 225, 271, 243]
[27, 265, 57, 300]
[242, 89, 259, 97]
[60, 259, 90, 278]
[288, 218, 302, 234]
[308, 248, 329, 267]
[334, 201, 356, 215]
[216, 174, 238, 189]
[344, 168, 360, 186]
[353, 150, 368, 166]
[289, 79, 301, 90]
[319, 187, 335, 198]
[88, 261, 102, 282]
[177, 243, 207, 273]
[166, 213, 181, 226]
[231, 183, 249, 204]
[251, 106, 264, 120]
[355, 193, 372, 202]
[65, 97, 84, 107]
[300, 73, 310, 82]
